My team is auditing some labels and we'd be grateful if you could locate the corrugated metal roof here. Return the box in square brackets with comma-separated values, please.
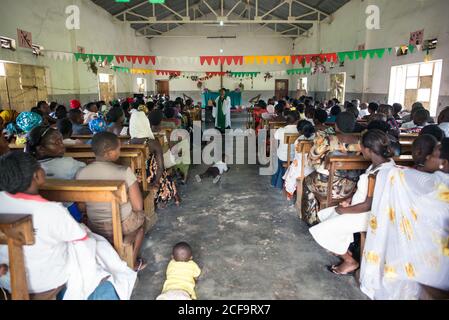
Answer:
[90, 0, 350, 36]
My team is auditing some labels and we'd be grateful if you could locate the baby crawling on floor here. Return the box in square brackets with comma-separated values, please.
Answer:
[157, 242, 201, 300]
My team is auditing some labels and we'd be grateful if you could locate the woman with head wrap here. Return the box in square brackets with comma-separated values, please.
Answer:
[70, 100, 81, 110]
[129, 109, 180, 209]
[0, 110, 19, 126]
[15, 112, 43, 145]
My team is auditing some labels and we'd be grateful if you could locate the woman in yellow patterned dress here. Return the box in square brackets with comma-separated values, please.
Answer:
[360, 139, 449, 300]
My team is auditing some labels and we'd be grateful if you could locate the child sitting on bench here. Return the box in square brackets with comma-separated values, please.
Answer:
[157, 242, 201, 300]
[195, 154, 229, 184]
[76, 132, 147, 272]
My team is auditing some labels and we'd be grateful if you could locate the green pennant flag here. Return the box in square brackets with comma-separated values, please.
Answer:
[337, 52, 347, 62]
[74, 53, 88, 62]
[106, 55, 114, 63]
[375, 48, 385, 59]
[408, 45, 415, 54]
[388, 48, 393, 54]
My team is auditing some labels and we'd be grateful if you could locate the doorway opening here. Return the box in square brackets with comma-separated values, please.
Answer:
[275, 79, 289, 100]
[156, 80, 169, 96]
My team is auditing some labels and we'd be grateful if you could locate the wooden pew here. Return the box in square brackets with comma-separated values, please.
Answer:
[72, 135, 131, 143]
[39, 180, 136, 268]
[65, 151, 140, 175]
[66, 144, 150, 191]
[284, 133, 300, 168]
[320, 155, 415, 210]
[399, 133, 419, 143]
[294, 140, 314, 218]
[0, 214, 35, 300]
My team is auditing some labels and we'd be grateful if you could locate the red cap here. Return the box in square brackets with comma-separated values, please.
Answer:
[70, 100, 81, 109]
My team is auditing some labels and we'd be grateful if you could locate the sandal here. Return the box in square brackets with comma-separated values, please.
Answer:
[134, 258, 148, 272]
[327, 265, 358, 277]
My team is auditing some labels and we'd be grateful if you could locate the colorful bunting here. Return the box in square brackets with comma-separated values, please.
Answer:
[200, 56, 244, 66]
[230, 72, 260, 78]
[286, 68, 312, 75]
[243, 56, 291, 65]
[291, 53, 338, 64]
[338, 48, 386, 62]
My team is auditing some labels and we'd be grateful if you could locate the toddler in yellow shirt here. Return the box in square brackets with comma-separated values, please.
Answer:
[156, 242, 201, 300]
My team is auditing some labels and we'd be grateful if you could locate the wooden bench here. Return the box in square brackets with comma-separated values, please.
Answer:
[39, 180, 137, 268]
[0, 214, 35, 300]
[294, 140, 314, 218]
[72, 135, 131, 142]
[320, 155, 415, 210]
[283, 133, 299, 168]
[67, 144, 150, 191]
[399, 133, 419, 143]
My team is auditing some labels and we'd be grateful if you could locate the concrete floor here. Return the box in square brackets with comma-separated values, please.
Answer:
[132, 114, 368, 300]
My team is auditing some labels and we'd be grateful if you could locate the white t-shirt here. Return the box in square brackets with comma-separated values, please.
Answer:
[0, 192, 87, 294]
[359, 109, 370, 118]
[213, 161, 229, 175]
[439, 122, 449, 137]
[274, 125, 299, 162]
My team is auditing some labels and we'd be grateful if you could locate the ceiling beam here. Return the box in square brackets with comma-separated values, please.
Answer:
[293, 0, 329, 18]
[123, 19, 316, 24]
[202, 0, 219, 17]
[113, 0, 148, 18]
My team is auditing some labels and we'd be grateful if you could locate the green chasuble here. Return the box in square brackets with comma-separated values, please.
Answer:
[217, 97, 226, 131]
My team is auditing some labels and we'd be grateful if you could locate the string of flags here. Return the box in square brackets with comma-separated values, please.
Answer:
[112, 66, 294, 78]
[43, 43, 424, 80]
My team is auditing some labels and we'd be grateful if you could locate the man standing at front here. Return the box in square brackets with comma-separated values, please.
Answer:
[213, 88, 232, 133]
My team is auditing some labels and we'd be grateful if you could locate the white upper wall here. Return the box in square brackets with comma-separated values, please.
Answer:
[0, 0, 154, 100]
[147, 13, 295, 93]
[292, 0, 449, 109]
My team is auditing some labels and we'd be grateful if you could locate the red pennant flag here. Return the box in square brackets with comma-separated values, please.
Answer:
[137, 56, 144, 64]
[126, 56, 137, 64]
[143, 56, 150, 64]
[233, 56, 243, 65]
[115, 55, 125, 64]
[225, 56, 233, 65]
[212, 57, 220, 65]
[149, 56, 156, 65]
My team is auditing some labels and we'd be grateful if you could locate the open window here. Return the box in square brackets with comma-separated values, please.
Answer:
[388, 60, 442, 116]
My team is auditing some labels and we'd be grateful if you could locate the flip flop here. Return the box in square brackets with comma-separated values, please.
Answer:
[135, 258, 148, 272]
[327, 265, 357, 277]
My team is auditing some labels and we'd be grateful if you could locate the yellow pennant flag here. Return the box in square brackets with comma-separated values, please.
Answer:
[244, 56, 255, 64]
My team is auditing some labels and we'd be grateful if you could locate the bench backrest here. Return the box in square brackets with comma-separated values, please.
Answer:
[324, 155, 414, 208]
[39, 180, 133, 268]
[0, 214, 35, 300]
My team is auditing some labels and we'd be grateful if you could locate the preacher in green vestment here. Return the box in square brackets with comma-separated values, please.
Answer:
[213, 88, 232, 132]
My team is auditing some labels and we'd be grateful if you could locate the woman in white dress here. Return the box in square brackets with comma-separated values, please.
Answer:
[309, 129, 396, 275]
[360, 138, 449, 300]
[283, 120, 316, 200]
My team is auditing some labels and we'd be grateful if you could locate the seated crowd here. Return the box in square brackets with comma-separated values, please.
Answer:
[0, 95, 201, 300]
[262, 96, 449, 299]
[0, 94, 448, 300]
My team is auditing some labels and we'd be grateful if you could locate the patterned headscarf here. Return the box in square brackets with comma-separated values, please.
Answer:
[0, 110, 19, 124]
[70, 99, 81, 110]
[138, 105, 149, 114]
[88, 117, 107, 134]
[16, 112, 43, 133]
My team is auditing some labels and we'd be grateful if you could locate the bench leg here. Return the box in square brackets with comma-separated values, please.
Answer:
[295, 178, 304, 220]
[8, 238, 29, 300]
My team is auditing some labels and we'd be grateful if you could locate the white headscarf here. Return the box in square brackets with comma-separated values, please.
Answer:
[129, 110, 155, 140]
